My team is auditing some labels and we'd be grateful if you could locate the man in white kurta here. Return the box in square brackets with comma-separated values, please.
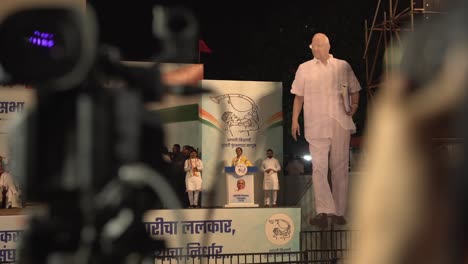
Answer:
[0, 163, 21, 208]
[291, 33, 361, 228]
[184, 150, 203, 208]
[261, 149, 281, 207]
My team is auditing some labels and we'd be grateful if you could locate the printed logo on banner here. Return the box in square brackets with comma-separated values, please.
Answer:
[264, 213, 294, 245]
[210, 93, 259, 136]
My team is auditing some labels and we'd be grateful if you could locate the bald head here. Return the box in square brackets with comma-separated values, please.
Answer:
[310, 33, 331, 62]
[312, 33, 330, 44]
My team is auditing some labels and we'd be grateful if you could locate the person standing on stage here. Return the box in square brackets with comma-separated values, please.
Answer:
[182, 145, 193, 160]
[261, 149, 281, 207]
[184, 149, 203, 208]
[170, 144, 188, 207]
[290, 33, 361, 228]
[0, 161, 21, 208]
[231, 147, 253, 167]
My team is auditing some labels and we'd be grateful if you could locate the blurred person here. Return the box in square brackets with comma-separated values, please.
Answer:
[0, 156, 5, 170]
[170, 144, 184, 162]
[0, 161, 21, 208]
[261, 149, 281, 207]
[348, 2, 468, 263]
[285, 155, 305, 177]
[182, 145, 193, 160]
[184, 149, 203, 208]
[161, 146, 171, 163]
[231, 147, 253, 167]
[170, 143, 188, 207]
[290, 32, 361, 228]
[284, 155, 306, 206]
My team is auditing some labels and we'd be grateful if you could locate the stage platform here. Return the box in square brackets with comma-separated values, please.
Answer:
[0, 208, 24, 216]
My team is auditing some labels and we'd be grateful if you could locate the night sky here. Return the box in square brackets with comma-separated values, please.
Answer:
[87, 1, 380, 157]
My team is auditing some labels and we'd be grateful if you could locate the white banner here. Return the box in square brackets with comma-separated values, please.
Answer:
[0, 214, 28, 263]
[199, 80, 283, 207]
[0, 86, 35, 162]
[144, 207, 301, 258]
[0, 208, 300, 263]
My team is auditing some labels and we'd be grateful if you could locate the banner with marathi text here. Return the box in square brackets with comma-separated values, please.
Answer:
[0, 86, 35, 163]
[0, 207, 300, 263]
[200, 80, 283, 207]
[0, 214, 28, 263]
[144, 207, 300, 261]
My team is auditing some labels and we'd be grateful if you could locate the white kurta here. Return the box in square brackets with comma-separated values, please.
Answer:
[0, 172, 22, 208]
[290, 55, 361, 140]
[290, 55, 361, 216]
[184, 158, 203, 191]
[261, 157, 281, 190]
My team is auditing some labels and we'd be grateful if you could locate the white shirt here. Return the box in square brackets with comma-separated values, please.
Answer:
[184, 158, 203, 177]
[262, 157, 281, 190]
[262, 157, 281, 176]
[184, 158, 203, 191]
[290, 55, 361, 140]
[0, 172, 21, 208]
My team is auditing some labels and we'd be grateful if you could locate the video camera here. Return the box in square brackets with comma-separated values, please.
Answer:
[0, 3, 204, 264]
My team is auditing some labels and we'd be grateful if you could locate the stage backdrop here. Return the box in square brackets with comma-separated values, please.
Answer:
[0, 86, 35, 163]
[1, 67, 284, 209]
[200, 80, 283, 207]
[143, 62, 205, 153]
[0, 62, 203, 170]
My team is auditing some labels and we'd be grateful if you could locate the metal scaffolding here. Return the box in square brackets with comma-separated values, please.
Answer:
[362, 0, 447, 105]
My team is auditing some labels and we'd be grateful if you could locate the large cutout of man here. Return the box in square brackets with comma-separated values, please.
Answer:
[290, 33, 361, 229]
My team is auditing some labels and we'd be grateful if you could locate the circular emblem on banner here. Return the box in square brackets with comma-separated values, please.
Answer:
[265, 213, 295, 245]
[235, 163, 248, 176]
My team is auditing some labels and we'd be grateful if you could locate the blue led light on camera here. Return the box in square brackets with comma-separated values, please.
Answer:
[28, 30, 55, 48]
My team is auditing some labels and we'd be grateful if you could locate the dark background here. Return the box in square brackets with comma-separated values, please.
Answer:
[86, 1, 380, 157]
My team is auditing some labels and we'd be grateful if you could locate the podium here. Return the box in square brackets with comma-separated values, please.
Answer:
[224, 165, 259, 208]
